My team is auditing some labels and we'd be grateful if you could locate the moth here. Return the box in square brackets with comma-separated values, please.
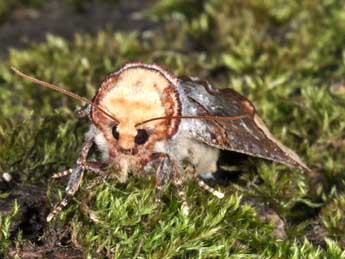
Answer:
[12, 63, 310, 222]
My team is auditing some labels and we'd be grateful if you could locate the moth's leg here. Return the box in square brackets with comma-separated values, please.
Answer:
[51, 168, 73, 179]
[194, 174, 224, 199]
[47, 137, 94, 222]
[47, 165, 84, 222]
[154, 153, 170, 203]
[84, 162, 106, 177]
[74, 105, 90, 118]
[172, 163, 189, 215]
[51, 162, 106, 179]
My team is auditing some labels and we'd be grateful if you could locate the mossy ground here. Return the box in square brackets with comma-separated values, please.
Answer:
[1, 0, 345, 258]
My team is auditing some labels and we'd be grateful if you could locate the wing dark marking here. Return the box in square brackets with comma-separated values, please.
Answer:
[178, 76, 310, 172]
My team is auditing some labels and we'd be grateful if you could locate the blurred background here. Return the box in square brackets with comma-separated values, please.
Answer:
[1, 0, 345, 258]
[0, 0, 154, 56]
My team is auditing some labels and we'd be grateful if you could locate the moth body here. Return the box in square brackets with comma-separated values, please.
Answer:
[12, 63, 311, 221]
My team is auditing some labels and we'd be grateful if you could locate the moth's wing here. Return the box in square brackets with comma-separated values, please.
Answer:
[178, 76, 310, 172]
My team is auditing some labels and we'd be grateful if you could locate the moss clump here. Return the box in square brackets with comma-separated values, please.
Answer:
[1, 0, 345, 257]
[0, 201, 18, 255]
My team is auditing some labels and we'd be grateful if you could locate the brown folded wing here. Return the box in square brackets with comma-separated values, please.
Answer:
[179, 76, 310, 172]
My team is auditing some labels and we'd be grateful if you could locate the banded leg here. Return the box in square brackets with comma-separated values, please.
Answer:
[195, 174, 224, 199]
[47, 137, 94, 222]
[84, 162, 106, 177]
[154, 154, 170, 203]
[51, 168, 73, 179]
[51, 162, 105, 179]
[47, 165, 84, 222]
[172, 164, 189, 215]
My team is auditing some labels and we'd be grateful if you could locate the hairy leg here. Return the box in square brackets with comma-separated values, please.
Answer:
[51, 162, 105, 179]
[47, 165, 84, 222]
[47, 137, 96, 222]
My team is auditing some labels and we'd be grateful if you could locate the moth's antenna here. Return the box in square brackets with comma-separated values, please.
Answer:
[11, 67, 119, 123]
[135, 114, 248, 127]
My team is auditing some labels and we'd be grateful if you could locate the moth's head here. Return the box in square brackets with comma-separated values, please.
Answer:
[91, 63, 181, 157]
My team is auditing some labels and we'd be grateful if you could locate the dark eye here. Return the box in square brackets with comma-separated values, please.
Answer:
[112, 125, 119, 140]
[135, 129, 149, 145]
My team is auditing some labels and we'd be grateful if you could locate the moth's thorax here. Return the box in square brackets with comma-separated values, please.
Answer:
[91, 63, 181, 164]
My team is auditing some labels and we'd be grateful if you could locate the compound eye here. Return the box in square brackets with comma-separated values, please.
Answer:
[112, 125, 119, 140]
[135, 129, 149, 145]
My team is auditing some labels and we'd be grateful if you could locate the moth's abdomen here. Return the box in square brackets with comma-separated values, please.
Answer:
[170, 130, 220, 176]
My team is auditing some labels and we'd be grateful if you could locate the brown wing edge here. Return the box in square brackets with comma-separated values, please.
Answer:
[181, 76, 311, 173]
[220, 87, 311, 172]
[219, 88, 311, 173]
[252, 114, 311, 173]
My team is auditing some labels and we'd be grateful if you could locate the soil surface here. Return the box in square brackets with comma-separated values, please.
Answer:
[0, 0, 156, 56]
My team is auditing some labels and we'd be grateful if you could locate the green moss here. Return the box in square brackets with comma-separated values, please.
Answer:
[1, 0, 345, 257]
[0, 201, 18, 255]
[321, 194, 345, 247]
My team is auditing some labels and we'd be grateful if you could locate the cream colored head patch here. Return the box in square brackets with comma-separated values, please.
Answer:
[100, 67, 171, 148]
[100, 68, 170, 124]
